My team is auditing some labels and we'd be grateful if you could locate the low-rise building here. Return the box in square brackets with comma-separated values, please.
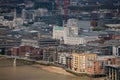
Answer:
[21, 38, 60, 47]
[53, 25, 99, 45]
[11, 45, 43, 59]
[21, 39, 39, 47]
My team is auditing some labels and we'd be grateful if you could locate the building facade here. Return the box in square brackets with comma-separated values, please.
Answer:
[53, 25, 99, 45]
[72, 53, 97, 73]
[72, 53, 116, 75]
[57, 52, 71, 65]
[11, 45, 43, 59]
[105, 65, 120, 80]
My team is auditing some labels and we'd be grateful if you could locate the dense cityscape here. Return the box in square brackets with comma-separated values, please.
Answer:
[0, 0, 120, 80]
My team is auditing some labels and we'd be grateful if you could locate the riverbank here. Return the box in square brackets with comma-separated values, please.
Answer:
[32, 64, 104, 80]
[32, 64, 75, 76]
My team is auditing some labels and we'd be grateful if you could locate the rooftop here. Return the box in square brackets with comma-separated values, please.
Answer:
[97, 55, 116, 60]
[106, 65, 120, 69]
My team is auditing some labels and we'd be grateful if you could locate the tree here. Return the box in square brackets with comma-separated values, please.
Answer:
[90, 20, 98, 27]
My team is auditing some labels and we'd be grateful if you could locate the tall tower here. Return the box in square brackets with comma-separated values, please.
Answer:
[56, 0, 69, 25]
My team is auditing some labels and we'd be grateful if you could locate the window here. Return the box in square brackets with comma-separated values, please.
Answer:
[107, 60, 112, 65]
[88, 61, 92, 68]
[99, 61, 104, 69]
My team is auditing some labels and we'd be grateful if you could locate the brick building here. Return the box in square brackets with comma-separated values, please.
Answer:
[71, 53, 116, 76]
[86, 56, 116, 76]
[10, 45, 43, 60]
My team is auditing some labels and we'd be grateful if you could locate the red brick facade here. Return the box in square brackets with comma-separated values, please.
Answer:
[10, 46, 43, 58]
[86, 58, 116, 75]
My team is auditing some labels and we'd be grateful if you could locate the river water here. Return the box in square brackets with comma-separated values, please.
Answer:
[0, 58, 103, 80]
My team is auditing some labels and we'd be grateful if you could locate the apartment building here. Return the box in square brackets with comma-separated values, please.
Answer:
[57, 52, 71, 66]
[72, 53, 116, 76]
[72, 53, 97, 73]
[86, 56, 116, 75]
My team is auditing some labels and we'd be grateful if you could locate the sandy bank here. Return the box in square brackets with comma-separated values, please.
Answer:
[32, 64, 75, 76]
[31, 65, 105, 80]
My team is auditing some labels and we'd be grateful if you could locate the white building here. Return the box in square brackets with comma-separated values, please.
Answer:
[52, 18, 100, 45]
[21, 39, 39, 47]
[58, 52, 71, 65]
[64, 36, 86, 45]
[0, 16, 4, 24]
[105, 24, 120, 28]
[67, 19, 79, 27]
[67, 19, 79, 36]
[64, 36, 98, 45]
[53, 26, 68, 40]
[113, 45, 120, 56]
[53, 24, 99, 45]
[13, 18, 24, 28]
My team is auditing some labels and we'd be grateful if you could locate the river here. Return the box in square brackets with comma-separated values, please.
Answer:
[0, 57, 104, 80]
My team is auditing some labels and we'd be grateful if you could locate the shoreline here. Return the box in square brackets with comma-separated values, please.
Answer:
[31, 64, 105, 80]
[32, 64, 75, 76]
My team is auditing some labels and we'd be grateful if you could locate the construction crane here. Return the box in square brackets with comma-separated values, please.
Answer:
[56, 0, 59, 15]
[64, 0, 69, 24]
[56, 0, 69, 25]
